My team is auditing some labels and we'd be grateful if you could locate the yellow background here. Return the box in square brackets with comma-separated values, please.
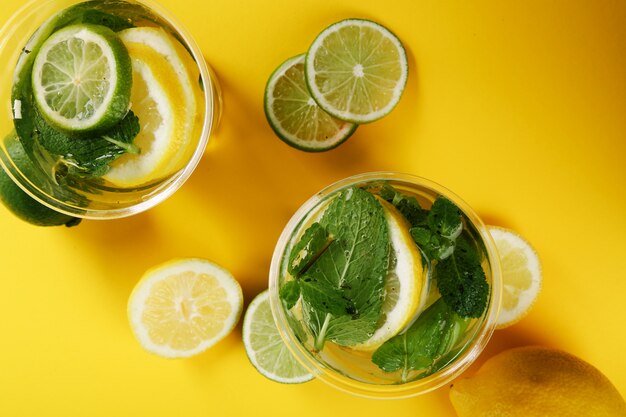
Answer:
[1, 0, 625, 415]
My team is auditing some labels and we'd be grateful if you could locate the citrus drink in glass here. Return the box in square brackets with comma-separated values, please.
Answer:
[269, 172, 502, 398]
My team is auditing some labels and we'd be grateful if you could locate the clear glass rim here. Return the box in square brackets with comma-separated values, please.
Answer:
[0, 0, 216, 220]
[268, 171, 502, 399]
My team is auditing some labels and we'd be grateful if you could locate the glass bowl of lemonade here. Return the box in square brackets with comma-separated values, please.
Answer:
[269, 172, 502, 399]
[0, 0, 221, 219]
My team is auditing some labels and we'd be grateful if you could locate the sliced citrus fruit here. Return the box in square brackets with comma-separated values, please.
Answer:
[0, 132, 80, 227]
[118, 27, 202, 172]
[353, 198, 428, 351]
[128, 258, 243, 358]
[31, 24, 132, 134]
[102, 31, 194, 187]
[265, 54, 357, 152]
[243, 290, 314, 383]
[488, 226, 542, 328]
[305, 18, 408, 123]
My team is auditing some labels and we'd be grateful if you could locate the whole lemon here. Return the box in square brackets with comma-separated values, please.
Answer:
[450, 346, 626, 417]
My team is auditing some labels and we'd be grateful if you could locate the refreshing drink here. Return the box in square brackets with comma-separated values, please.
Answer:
[0, 0, 220, 219]
[269, 173, 501, 398]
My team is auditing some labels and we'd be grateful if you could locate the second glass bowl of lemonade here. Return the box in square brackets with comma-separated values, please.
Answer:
[0, 0, 221, 219]
[269, 172, 502, 399]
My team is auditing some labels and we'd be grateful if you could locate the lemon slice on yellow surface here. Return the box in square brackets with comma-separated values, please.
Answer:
[353, 199, 428, 351]
[128, 259, 243, 358]
[488, 226, 542, 329]
[103, 28, 198, 187]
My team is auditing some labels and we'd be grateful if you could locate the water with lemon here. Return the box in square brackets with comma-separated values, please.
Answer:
[7, 0, 205, 212]
[278, 179, 493, 384]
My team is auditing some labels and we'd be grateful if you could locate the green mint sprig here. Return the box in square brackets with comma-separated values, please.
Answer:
[409, 197, 462, 261]
[381, 184, 488, 317]
[435, 236, 489, 318]
[281, 187, 390, 350]
[33, 109, 140, 179]
[372, 298, 470, 381]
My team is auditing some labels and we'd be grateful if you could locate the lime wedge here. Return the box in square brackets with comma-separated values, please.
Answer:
[31, 24, 132, 134]
[243, 290, 314, 383]
[305, 19, 408, 123]
[265, 54, 357, 152]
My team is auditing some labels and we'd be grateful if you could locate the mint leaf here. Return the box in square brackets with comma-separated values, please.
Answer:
[372, 298, 468, 378]
[380, 183, 427, 226]
[288, 222, 332, 277]
[298, 187, 390, 349]
[435, 236, 489, 318]
[378, 183, 397, 202]
[279, 280, 301, 310]
[302, 303, 380, 347]
[325, 309, 380, 345]
[427, 197, 462, 239]
[410, 226, 455, 261]
[33, 110, 140, 178]
[70, 9, 134, 31]
[299, 275, 353, 317]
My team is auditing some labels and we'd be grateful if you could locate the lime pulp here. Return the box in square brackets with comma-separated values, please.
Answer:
[31, 23, 132, 134]
[265, 54, 357, 152]
[243, 290, 313, 383]
[305, 19, 409, 123]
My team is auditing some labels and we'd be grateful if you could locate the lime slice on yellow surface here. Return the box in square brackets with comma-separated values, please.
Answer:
[103, 28, 197, 187]
[353, 199, 427, 351]
[305, 18, 408, 123]
[488, 226, 542, 329]
[243, 290, 314, 383]
[128, 258, 243, 358]
[265, 54, 357, 152]
[31, 24, 132, 134]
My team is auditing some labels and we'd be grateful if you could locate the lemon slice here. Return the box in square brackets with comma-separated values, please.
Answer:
[353, 199, 428, 351]
[103, 28, 197, 187]
[243, 290, 314, 383]
[488, 226, 542, 329]
[128, 259, 243, 358]
[118, 27, 202, 172]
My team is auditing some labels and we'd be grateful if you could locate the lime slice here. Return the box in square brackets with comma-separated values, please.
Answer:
[0, 132, 80, 227]
[31, 24, 132, 134]
[352, 198, 428, 351]
[265, 54, 357, 152]
[487, 226, 542, 329]
[243, 290, 314, 383]
[128, 258, 243, 358]
[305, 19, 408, 123]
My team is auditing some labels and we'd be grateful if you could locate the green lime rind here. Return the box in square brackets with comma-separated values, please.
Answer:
[242, 290, 314, 384]
[31, 23, 132, 135]
[11, 4, 138, 150]
[304, 18, 409, 124]
[0, 132, 80, 227]
[265, 54, 357, 152]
